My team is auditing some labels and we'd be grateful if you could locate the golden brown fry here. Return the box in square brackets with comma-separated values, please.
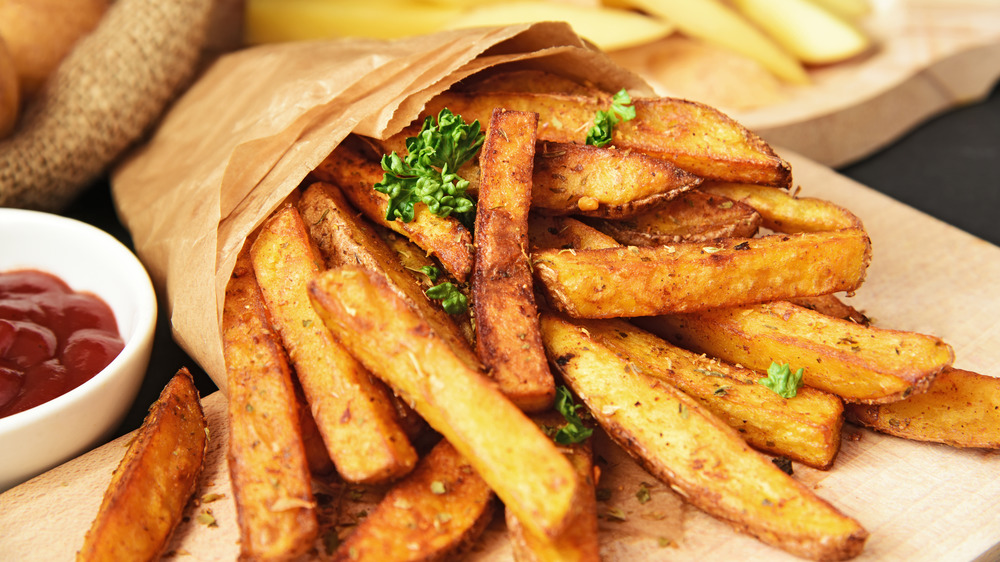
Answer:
[251, 205, 417, 483]
[787, 294, 871, 325]
[586, 189, 761, 245]
[312, 138, 474, 282]
[507, 412, 600, 562]
[473, 109, 554, 412]
[424, 91, 792, 187]
[532, 229, 872, 318]
[701, 182, 863, 233]
[308, 265, 582, 540]
[77, 369, 207, 562]
[572, 316, 844, 469]
[528, 141, 701, 218]
[458, 69, 599, 96]
[223, 243, 319, 561]
[528, 214, 620, 251]
[333, 439, 495, 562]
[640, 300, 954, 404]
[297, 181, 480, 372]
[845, 367, 1000, 448]
[540, 314, 868, 561]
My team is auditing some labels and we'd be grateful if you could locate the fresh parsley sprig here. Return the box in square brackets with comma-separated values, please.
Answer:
[375, 109, 483, 227]
[551, 385, 593, 445]
[585, 88, 636, 148]
[759, 362, 804, 399]
[425, 281, 467, 315]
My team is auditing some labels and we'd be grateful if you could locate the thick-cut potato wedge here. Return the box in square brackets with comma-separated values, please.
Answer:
[473, 109, 554, 412]
[332, 439, 496, 562]
[701, 182, 863, 233]
[297, 181, 479, 372]
[312, 138, 474, 282]
[251, 205, 417, 483]
[507, 412, 600, 562]
[528, 214, 621, 252]
[308, 265, 582, 540]
[223, 244, 318, 560]
[77, 369, 207, 562]
[540, 314, 868, 560]
[527, 141, 701, 218]
[640, 300, 954, 403]
[424, 91, 792, 187]
[458, 69, 599, 97]
[572, 316, 843, 469]
[586, 189, 761, 245]
[845, 368, 1000, 448]
[788, 294, 870, 325]
[532, 229, 872, 318]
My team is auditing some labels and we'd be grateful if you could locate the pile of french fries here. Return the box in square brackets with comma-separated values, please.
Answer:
[80, 69, 999, 561]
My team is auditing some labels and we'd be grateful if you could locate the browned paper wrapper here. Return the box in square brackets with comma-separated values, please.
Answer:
[112, 22, 650, 388]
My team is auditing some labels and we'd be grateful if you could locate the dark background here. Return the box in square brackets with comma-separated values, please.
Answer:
[61, 81, 999, 439]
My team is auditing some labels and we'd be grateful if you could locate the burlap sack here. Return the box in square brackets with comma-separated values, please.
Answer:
[0, 0, 212, 211]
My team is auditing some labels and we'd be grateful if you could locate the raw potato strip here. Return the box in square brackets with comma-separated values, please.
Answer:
[639, 300, 954, 403]
[424, 91, 792, 187]
[586, 189, 762, 245]
[506, 412, 600, 562]
[77, 369, 207, 562]
[297, 181, 480, 372]
[308, 265, 582, 540]
[332, 440, 495, 562]
[312, 139, 474, 282]
[573, 316, 844, 469]
[701, 182, 863, 233]
[222, 244, 318, 560]
[251, 205, 417, 483]
[845, 368, 1000, 448]
[532, 229, 872, 318]
[473, 109, 555, 412]
[540, 314, 868, 561]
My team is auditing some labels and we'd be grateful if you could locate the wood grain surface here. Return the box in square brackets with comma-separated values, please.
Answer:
[1, 150, 998, 560]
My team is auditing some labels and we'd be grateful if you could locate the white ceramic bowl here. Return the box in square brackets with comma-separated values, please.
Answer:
[0, 208, 156, 491]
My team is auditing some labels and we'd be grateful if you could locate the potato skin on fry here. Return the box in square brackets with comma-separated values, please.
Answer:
[77, 369, 207, 562]
[533, 229, 872, 318]
[333, 439, 495, 562]
[701, 182, 863, 233]
[473, 108, 554, 412]
[223, 244, 318, 561]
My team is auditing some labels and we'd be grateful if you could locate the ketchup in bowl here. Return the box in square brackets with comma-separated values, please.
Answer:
[0, 270, 125, 419]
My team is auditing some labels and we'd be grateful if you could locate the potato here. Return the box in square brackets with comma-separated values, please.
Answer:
[731, 0, 871, 65]
[701, 182, 863, 233]
[586, 190, 762, 245]
[532, 229, 872, 318]
[528, 215, 621, 252]
[0, 0, 108, 98]
[77, 368, 207, 562]
[0, 37, 18, 138]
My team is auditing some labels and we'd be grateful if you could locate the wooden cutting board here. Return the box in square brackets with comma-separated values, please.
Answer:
[1, 150, 999, 560]
[609, 0, 1000, 168]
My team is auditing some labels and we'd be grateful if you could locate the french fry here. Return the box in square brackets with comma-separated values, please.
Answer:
[251, 204, 417, 483]
[701, 182, 863, 233]
[332, 439, 496, 562]
[540, 313, 868, 561]
[639, 300, 954, 403]
[473, 108, 555, 412]
[528, 214, 621, 252]
[507, 412, 600, 562]
[308, 265, 583, 540]
[297, 181, 480, 372]
[532, 229, 872, 318]
[845, 367, 1000, 448]
[570, 316, 844, 469]
[223, 242, 319, 560]
[586, 189, 762, 245]
[311, 138, 475, 282]
[787, 294, 871, 325]
[458, 68, 600, 97]
[76, 369, 207, 562]
[424, 91, 793, 187]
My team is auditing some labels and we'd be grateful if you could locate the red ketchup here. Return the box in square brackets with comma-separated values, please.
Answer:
[0, 270, 125, 419]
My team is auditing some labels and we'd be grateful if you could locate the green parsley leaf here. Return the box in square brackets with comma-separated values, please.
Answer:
[375, 109, 483, 227]
[758, 362, 804, 398]
[585, 89, 636, 148]
[425, 282, 468, 315]
[419, 265, 440, 282]
[552, 385, 593, 445]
